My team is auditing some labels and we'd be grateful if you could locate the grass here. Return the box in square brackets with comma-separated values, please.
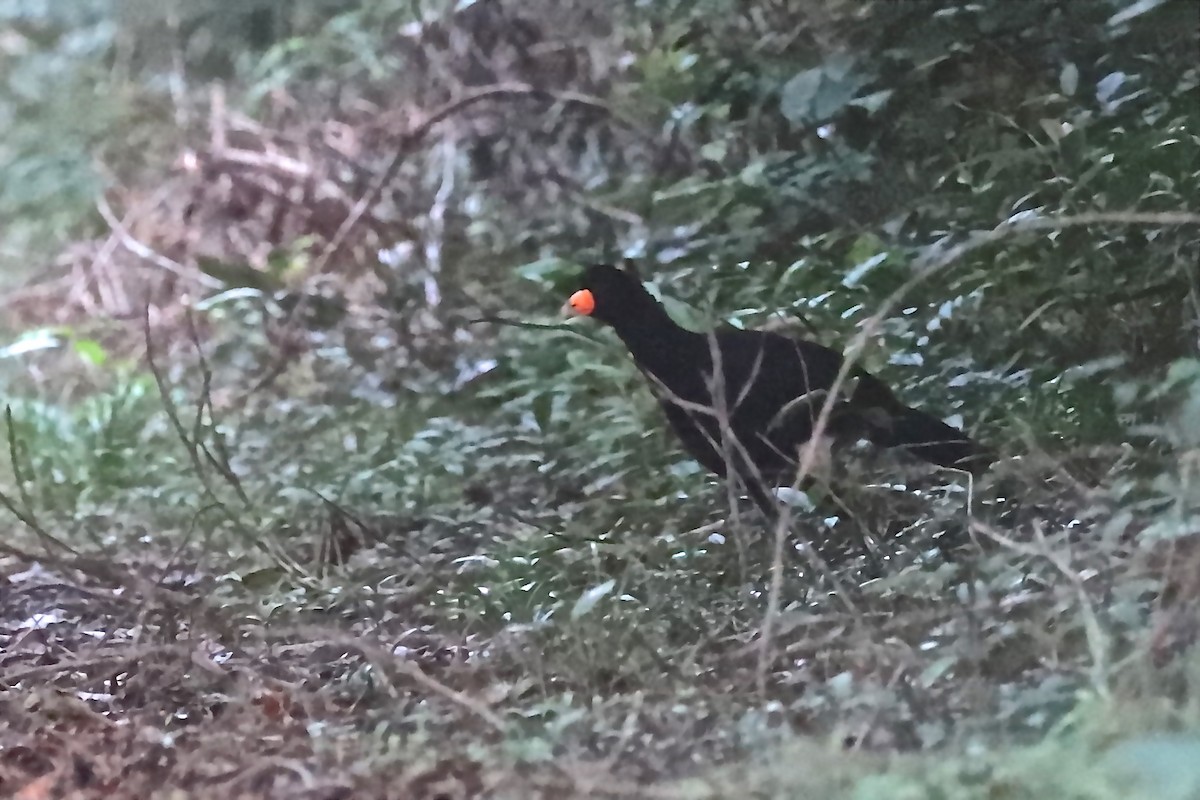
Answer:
[1, 0, 1197, 793]
[1, 331, 1198, 798]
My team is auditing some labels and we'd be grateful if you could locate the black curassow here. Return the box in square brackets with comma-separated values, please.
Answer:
[565, 263, 992, 520]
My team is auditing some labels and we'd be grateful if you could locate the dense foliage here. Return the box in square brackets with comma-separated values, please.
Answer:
[1, 1, 1198, 797]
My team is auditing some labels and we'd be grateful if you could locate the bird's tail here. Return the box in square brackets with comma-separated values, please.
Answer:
[849, 372, 992, 475]
[872, 406, 993, 475]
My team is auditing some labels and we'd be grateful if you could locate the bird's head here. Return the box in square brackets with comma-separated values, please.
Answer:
[564, 262, 650, 326]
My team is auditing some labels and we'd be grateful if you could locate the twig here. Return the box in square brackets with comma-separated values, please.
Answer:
[269, 632, 509, 734]
[241, 83, 645, 396]
[311, 82, 643, 275]
[142, 305, 306, 577]
[0, 644, 190, 687]
[971, 518, 1110, 698]
[1, 407, 82, 558]
[753, 208, 1200, 692]
[467, 316, 606, 345]
[96, 195, 224, 289]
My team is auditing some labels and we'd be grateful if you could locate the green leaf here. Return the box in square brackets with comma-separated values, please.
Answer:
[843, 252, 888, 288]
[239, 567, 287, 590]
[570, 579, 615, 620]
[1096, 71, 1128, 104]
[775, 487, 815, 511]
[917, 655, 957, 688]
[699, 140, 727, 162]
[531, 392, 554, 432]
[1107, 0, 1171, 27]
[71, 338, 108, 367]
[1059, 63, 1079, 96]
[848, 88, 893, 115]
[195, 256, 281, 292]
[660, 295, 711, 333]
[780, 55, 867, 126]
[0, 328, 64, 358]
[516, 257, 574, 287]
[1105, 735, 1200, 800]
[1166, 358, 1200, 386]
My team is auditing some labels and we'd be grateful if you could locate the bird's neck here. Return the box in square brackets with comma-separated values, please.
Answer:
[608, 299, 706, 379]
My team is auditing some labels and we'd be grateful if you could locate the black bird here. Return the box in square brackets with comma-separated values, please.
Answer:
[565, 263, 991, 518]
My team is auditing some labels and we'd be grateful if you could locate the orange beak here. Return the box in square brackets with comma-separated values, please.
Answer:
[565, 289, 595, 316]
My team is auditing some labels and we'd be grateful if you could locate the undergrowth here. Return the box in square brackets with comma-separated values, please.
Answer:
[2, 0, 1199, 798]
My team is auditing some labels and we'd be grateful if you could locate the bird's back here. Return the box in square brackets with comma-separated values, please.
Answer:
[642, 327, 853, 484]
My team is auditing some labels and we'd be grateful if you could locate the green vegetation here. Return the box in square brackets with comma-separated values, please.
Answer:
[1, 0, 1198, 797]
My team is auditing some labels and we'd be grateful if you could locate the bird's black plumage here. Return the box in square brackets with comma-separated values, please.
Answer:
[567, 263, 990, 515]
